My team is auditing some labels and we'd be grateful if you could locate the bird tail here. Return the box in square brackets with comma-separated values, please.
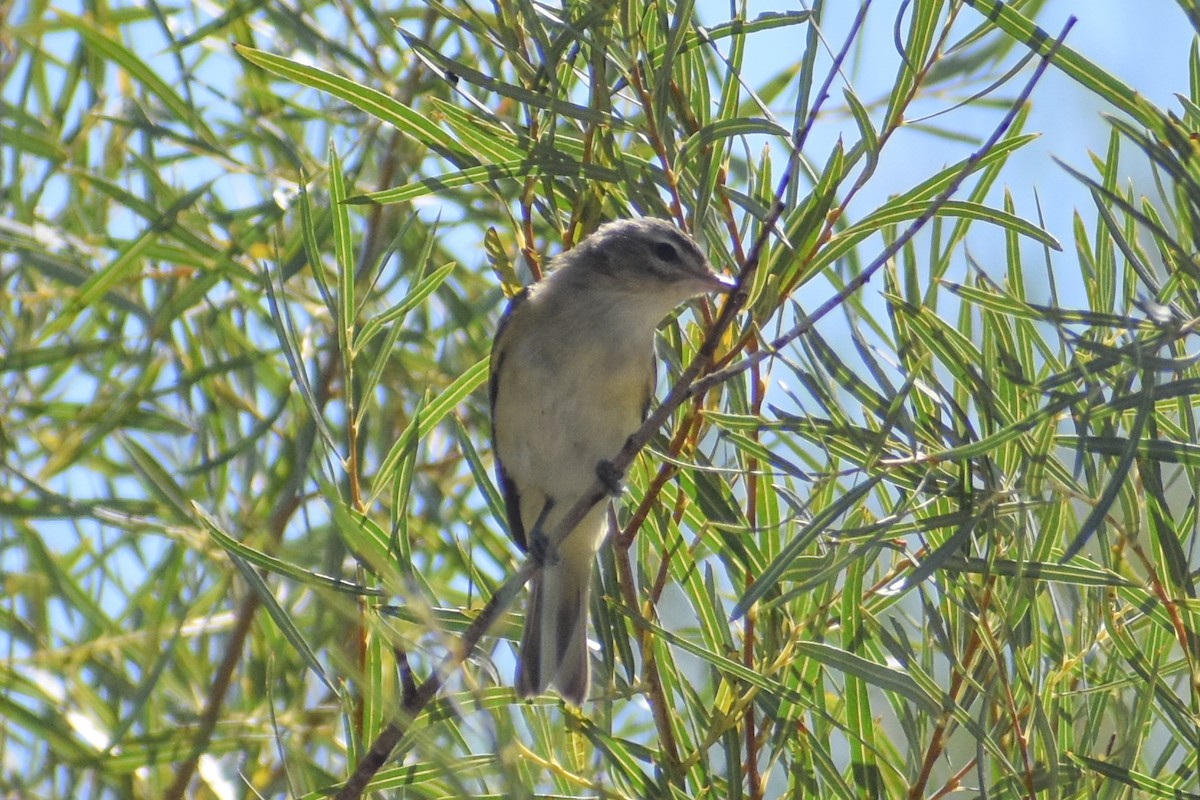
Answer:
[516, 561, 591, 706]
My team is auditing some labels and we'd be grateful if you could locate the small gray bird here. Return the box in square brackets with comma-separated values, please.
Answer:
[489, 218, 735, 705]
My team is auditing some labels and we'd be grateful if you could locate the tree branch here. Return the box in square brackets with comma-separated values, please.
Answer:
[333, 16, 1075, 798]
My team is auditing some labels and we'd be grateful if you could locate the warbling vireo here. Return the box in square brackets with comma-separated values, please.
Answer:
[489, 218, 735, 705]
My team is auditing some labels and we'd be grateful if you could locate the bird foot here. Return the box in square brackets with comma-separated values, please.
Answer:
[596, 459, 625, 497]
[528, 527, 559, 567]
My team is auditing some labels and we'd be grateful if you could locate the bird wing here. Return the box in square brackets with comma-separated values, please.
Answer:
[644, 348, 656, 421]
[489, 288, 530, 552]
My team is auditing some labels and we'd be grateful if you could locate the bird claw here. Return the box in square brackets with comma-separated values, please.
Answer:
[596, 459, 625, 497]
[529, 527, 559, 567]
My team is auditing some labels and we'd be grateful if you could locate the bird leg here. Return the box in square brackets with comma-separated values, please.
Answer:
[527, 498, 557, 567]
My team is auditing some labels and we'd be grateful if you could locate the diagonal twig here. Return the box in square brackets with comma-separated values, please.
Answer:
[334, 14, 1075, 800]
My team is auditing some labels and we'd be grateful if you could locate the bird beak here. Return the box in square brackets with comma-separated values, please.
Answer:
[707, 272, 738, 293]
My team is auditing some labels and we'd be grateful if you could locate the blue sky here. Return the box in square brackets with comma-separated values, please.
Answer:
[4, 0, 1195, 636]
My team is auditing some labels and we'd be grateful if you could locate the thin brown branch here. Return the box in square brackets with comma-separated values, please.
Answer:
[334, 559, 535, 799]
[164, 591, 260, 800]
[165, 345, 334, 800]
[685, 16, 1075, 409]
[906, 28, 1074, 800]
[333, 151, 791, 800]
[165, 14, 443, 793]
[334, 14, 1075, 799]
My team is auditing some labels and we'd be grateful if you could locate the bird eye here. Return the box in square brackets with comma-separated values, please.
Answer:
[653, 242, 679, 262]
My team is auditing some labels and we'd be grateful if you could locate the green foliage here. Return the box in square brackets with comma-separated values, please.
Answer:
[2, 0, 1200, 798]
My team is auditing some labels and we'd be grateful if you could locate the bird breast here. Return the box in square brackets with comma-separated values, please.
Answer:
[495, 304, 653, 507]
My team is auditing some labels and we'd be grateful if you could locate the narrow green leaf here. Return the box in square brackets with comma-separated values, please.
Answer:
[194, 501, 382, 596]
[356, 262, 456, 353]
[53, 13, 218, 144]
[234, 44, 472, 164]
[798, 642, 940, 715]
[733, 475, 883, 617]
